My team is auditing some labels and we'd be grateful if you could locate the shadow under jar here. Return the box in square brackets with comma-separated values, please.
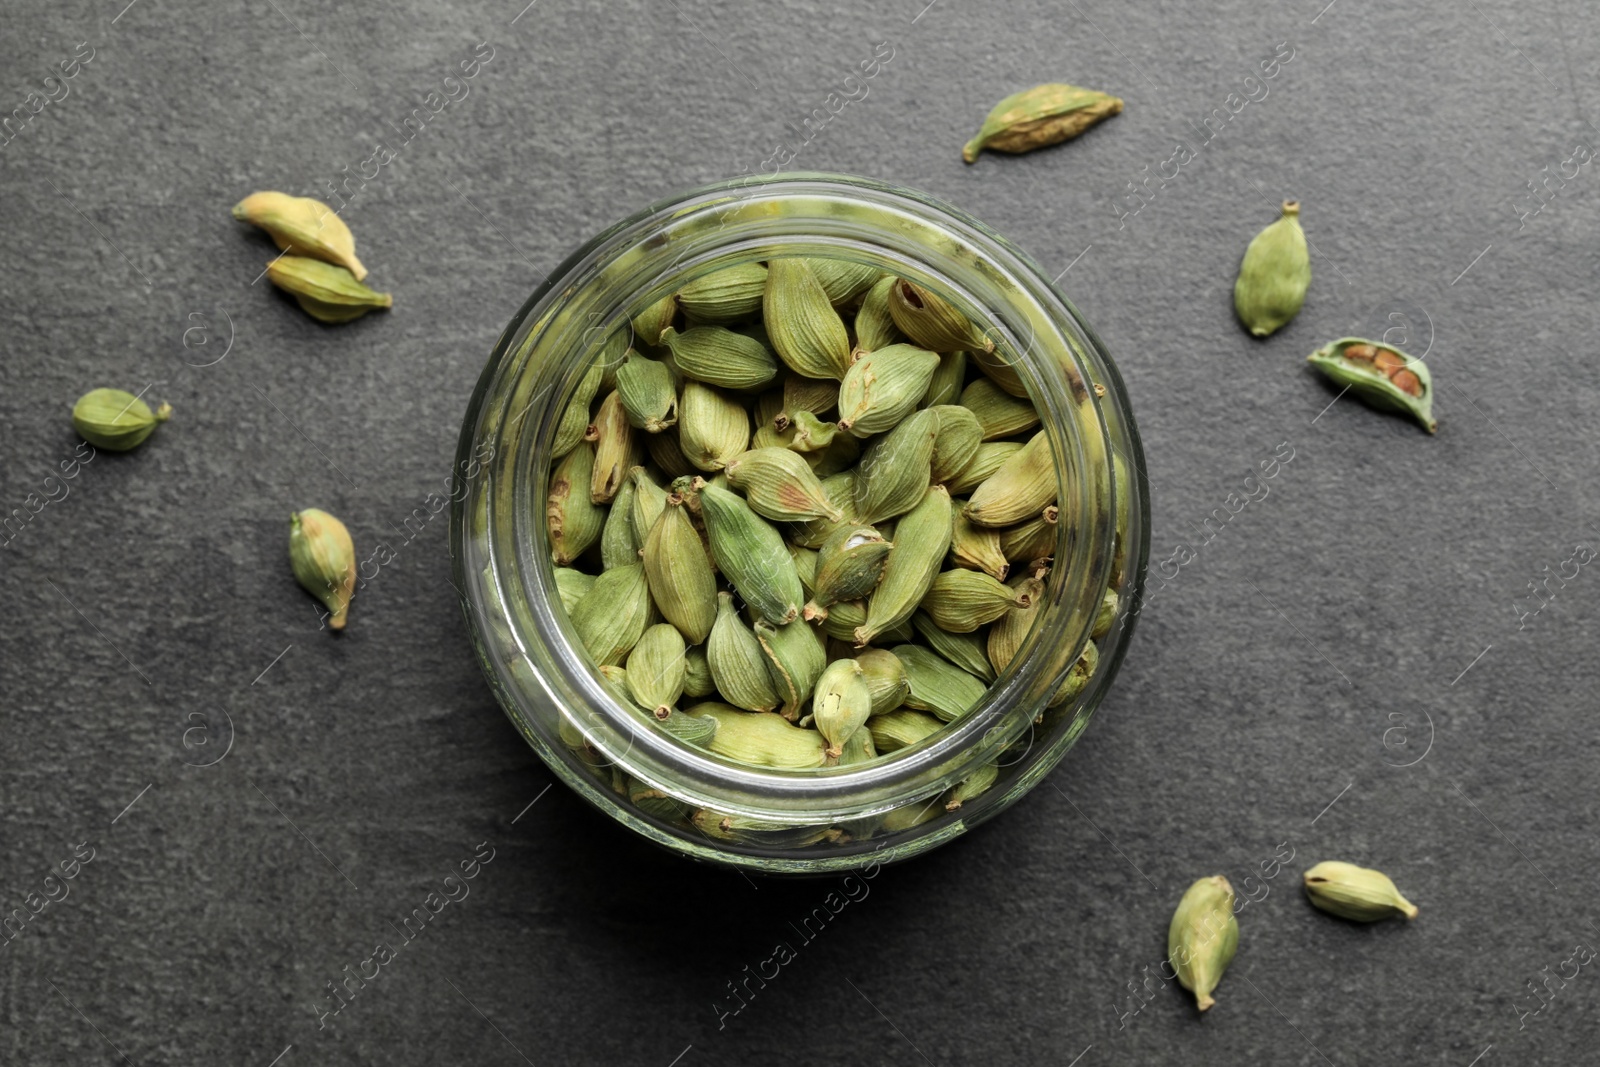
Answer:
[451, 173, 1149, 874]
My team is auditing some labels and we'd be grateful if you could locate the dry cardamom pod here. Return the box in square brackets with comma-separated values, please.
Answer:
[547, 441, 604, 565]
[625, 623, 688, 718]
[910, 612, 997, 683]
[945, 441, 1023, 496]
[755, 617, 827, 721]
[676, 262, 767, 322]
[786, 470, 860, 549]
[629, 466, 669, 535]
[998, 505, 1060, 565]
[641, 494, 718, 643]
[855, 647, 910, 714]
[682, 646, 716, 699]
[764, 258, 853, 380]
[1048, 640, 1099, 709]
[265, 255, 392, 324]
[587, 390, 640, 505]
[868, 707, 944, 753]
[920, 569, 1034, 632]
[1168, 876, 1239, 1012]
[887, 278, 994, 354]
[632, 293, 677, 347]
[987, 566, 1047, 675]
[969, 346, 1029, 398]
[856, 408, 939, 525]
[926, 405, 983, 485]
[1303, 861, 1418, 922]
[553, 567, 596, 615]
[723, 447, 845, 523]
[552, 362, 604, 458]
[837, 344, 941, 437]
[945, 761, 999, 811]
[677, 380, 750, 471]
[1091, 588, 1119, 640]
[778, 375, 839, 430]
[948, 510, 1010, 581]
[857, 485, 952, 646]
[1306, 337, 1437, 433]
[806, 258, 881, 305]
[966, 432, 1057, 528]
[921, 351, 967, 408]
[812, 658, 872, 758]
[698, 481, 805, 625]
[686, 703, 827, 769]
[892, 643, 987, 721]
[660, 325, 779, 391]
[959, 378, 1040, 441]
[644, 427, 697, 478]
[1234, 200, 1310, 338]
[961, 83, 1124, 163]
[805, 524, 893, 619]
[854, 275, 904, 354]
[71, 388, 171, 451]
[614, 352, 680, 433]
[289, 508, 356, 630]
[570, 561, 651, 666]
[233, 191, 367, 279]
[707, 592, 782, 713]
[599, 475, 640, 570]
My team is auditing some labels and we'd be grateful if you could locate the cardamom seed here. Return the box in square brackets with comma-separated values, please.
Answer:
[911, 612, 996, 683]
[1168, 876, 1239, 1012]
[632, 293, 677, 347]
[812, 659, 872, 758]
[676, 262, 768, 322]
[920, 569, 1035, 632]
[756, 617, 827, 720]
[856, 408, 939, 524]
[686, 702, 827, 769]
[856, 647, 910, 714]
[868, 707, 944, 753]
[961, 83, 1124, 162]
[707, 592, 781, 713]
[724, 447, 846, 523]
[764, 258, 853, 380]
[547, 441, 604, 565]
[697, 481, 805, 625]
[641, 494, 719, 643]
[289, 508, 356, 630]
[891, 643, 987, 721]
[854, 275, 904, 354]
[1234, 200, 1310, 338]
[945, 441, 1023, 496]
[805, 258, 881, 305]
[965, 431, 1057, 527]
[887, 278, 994, 354]
[660, 324, 779, 391]
[71, 388, 171, 451]
[570, 561, 651, 666]
[1302, 861, 1418, 922]
[265, 255, 392, 323]
[921, 350, 967, 408]
[587, 390, 640, 505]
[837, 344, 941, 437]
[857, 485, 952, 646]
[552, 362, 604, 458]
[677, 380, 751, 471]
[233, 191, 367, 279]
[1306, 337, 1437, 433]
[948, 509, 1010, 582]
[804, 524, 893, 619]
[959, 378, 1040, 440]
[614, 352, 680, 433]
[945, 761, 999, 811]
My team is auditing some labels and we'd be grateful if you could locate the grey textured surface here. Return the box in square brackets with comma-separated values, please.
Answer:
[3, 0, 1598, 1063]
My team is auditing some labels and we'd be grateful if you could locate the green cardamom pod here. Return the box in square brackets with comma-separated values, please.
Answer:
[803, 421, 862, 478]
[911, 612, 996, 683]
[920, 569, 1034, 632]
[1302, 861, 1418, 922]
[790, 543, 820, 595]
[686, 703, 826, 769]
[697, 481, 804, 625]
[948, 510, 1010, 581]
[723, 447, 845, 523]
[1048, 639, 1099, 708]
[785, 471, 860, 549]
[552, 362, 604, 458]
[644, 427, 697, 478]
[777, 375, 839, 431]
[927, 405, 983, 485]
[233, 191, 367, 279]
[570, 561, 651, 666]
[676, 262, 767, 322]
[784, 409, 844, 454]
[959, 378, 1040, 440]
[805, 524, 893, 619]
[707, 592, 782, 713]
[682, 646, 716, 699]
[856, 647, 910, 714]
[969, 346, 1030, 398]
[641, 494, 718, 643]
[614, 352, 680, 433]
[945, 441, 1023, 496]
[817, 599, 911, 645]
[631, 293, 677, 347]
[71, 388, 171, 451]
[677, 380, 751, 471]
[886, 278, 994, 354]
[1092, 588, 1119, 640]
[812, 658, 873, 758]
[289, 508, 356, 630]
[854, 275, 904, 354]
[660, 324, 779, 391]
[265, 255, 392, 323]
[628, 775, 692, 822]
[922, 351, 967, 408]
[587, 390, 640, 505]
[891, 643, 987, 721]
[756, 617, 827, 720]
[837, 344, 941, 437]
[764, 258, 852, 381]
[547, 441, 604, 565]
[625, 623, 688, 717]
[962, 83, 1124, 162]
[833, 722, 878, 767]
[1234, 200, 1310, 337]
[857, 485, 952, 646]
[1169, 876, 1240, 1012]
[1306, 337, 1437, 433]
[855, 408, 939, 525]
[690, 809, 841, 846]
[552, 567, 596, 615]
[868, 707, 944, 753]
[629, 466, 669, 536]
[965, 431, 1057, 528]
[599, 474, 641, 569]
[998, 505, 1060, 565]
[987, 566, 1047, 675]
[806, 258, 881, 305]
[945, 761, 999, 811]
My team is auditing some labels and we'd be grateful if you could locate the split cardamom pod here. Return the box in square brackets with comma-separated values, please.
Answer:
[1306, 337, 1437, 433]
[804, 524, 893, 620]
[547, 441, 604, 565]
[71, 388, 171, 452]
[1302, 861, 1418, 922]
[1234, 200, 1310, 338]
[265, 255, 392, 324]
[290, 508, 356, 630]
[1168, 875, 1239, 1012]
[961, 83, 1124, 163]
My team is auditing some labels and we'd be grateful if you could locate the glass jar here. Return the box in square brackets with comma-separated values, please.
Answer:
[450, 173, 1148, 874]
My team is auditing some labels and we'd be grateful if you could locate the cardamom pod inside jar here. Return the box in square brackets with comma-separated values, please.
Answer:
[452, 174, 1147, 873]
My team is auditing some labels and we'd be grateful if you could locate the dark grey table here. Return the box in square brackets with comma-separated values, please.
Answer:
[4, 0, 1597, 1063]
